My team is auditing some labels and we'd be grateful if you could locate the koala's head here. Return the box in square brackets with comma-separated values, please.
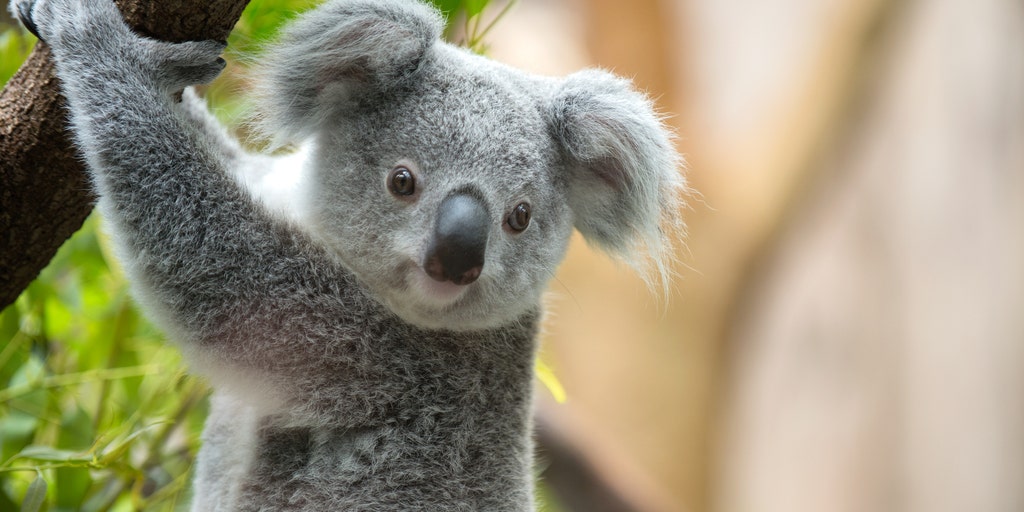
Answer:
[252, 0, 684, 331]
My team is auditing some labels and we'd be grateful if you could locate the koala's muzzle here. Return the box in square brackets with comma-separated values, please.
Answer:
[424, 193, 489, 285]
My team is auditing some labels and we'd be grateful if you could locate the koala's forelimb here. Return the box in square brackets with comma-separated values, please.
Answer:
[17, 0, 321, 338]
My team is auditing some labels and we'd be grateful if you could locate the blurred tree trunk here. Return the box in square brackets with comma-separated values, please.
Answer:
[551, 0, 696, 510]
[0, 0, 249, 310]
[718, 0, 1024, 511]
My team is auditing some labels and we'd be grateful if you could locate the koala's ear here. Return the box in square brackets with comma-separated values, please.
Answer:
[251, 0, 443, 146]
[547, 69, 686, 285]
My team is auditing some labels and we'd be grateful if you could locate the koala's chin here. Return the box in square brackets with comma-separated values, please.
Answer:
[382, 266, 536, 332]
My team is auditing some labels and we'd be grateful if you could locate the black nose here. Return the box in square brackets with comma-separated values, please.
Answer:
[424, 193, 489, 285]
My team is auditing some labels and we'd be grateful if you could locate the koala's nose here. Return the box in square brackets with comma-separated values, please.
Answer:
[424, 193, 490, 285]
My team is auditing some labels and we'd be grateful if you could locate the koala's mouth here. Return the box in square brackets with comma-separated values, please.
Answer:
[409, 265, 471, 305]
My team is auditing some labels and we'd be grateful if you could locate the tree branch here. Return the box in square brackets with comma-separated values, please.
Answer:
[0, 0, 250, 310]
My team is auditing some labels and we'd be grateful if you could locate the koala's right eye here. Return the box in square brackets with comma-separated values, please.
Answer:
[388, 166, 416, 197]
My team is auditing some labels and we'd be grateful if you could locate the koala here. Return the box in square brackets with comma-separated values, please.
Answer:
[11, 0, 684, 510]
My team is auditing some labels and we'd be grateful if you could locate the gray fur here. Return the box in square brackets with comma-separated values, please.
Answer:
[11, 0, 685, 510]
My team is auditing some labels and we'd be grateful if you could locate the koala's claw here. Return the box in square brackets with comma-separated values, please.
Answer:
[155, 40, 229, 68]
[146, 39, 229, 89]
[13, 0, 44, 42]
[172, 56, 228, 87]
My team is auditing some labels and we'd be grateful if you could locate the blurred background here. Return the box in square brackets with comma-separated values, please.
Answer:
[2, 0, 1023, 510]
[495, 0, 1023, 511]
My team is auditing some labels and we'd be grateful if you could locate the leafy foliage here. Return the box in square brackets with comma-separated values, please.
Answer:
[0, 214, 208, 511]
[1, 1, 564, 510]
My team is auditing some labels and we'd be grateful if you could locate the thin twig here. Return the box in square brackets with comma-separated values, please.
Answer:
[0, 365, 160, 403]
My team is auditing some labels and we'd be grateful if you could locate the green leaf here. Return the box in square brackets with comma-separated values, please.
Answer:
[98, 423, 162, 466]
[19, 474, 47, 512]
[9, 354, 45, 388]
[15, 445, 94, 464]
[0, 412, 39, 461]
[3, 357, 49, 416]
[59, 406, 95, 453]
[463, 0, 489, 17]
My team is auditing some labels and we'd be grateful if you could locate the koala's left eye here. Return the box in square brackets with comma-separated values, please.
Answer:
[506, 203, 531, 232]
[388, 166, 416, 197]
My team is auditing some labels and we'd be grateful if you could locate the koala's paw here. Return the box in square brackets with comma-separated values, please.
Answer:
[142, 39, 228, 91]
[10, 0, 43, 41]
[10, 0, 126, 46]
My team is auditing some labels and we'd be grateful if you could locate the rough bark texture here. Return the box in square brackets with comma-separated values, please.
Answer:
[0, 45, 85, 309]
[0, 0, 249, 310]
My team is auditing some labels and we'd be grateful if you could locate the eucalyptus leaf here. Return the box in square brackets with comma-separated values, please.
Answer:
[19, 475, 47, 512]
[15, 445, 94, 464]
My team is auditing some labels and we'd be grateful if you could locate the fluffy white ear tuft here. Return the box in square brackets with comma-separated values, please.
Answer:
[547, 69, 686, 291]
[250, 0, 443, 147]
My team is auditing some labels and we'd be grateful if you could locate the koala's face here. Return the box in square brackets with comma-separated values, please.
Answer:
[255, 1, 683, 331]
[307, 50, 573, 330]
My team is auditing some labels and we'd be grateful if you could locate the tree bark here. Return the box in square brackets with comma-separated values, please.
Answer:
[0, 0, 249, 309]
